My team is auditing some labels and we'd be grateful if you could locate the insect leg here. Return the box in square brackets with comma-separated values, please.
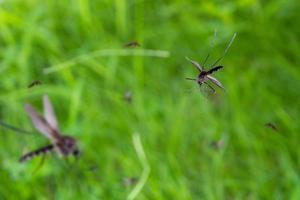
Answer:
[32, 154, 46, 175]
[210, 32, 237, 68]
[204, 82, 216, 93]
[0, 120, 31, 134]
[185, 78, 197, 81]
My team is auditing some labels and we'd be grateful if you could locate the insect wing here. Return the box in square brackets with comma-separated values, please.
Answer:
[207, 75, 225, 90]
[185, 57, 203, 71]
[25, 104, 59, 141]
[43, 95, 60, 132]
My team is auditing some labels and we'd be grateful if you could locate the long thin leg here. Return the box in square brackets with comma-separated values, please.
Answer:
[0, 120, 31, 134]
[185, 78, 197, 81]
[32, 154, 46, 175]
[203, 29, 218, 66]
[204, 82, 216, 93]
[202, 53, 210, 66]
[210, 33, 237, 68]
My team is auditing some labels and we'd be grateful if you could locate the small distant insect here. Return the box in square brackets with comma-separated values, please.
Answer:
[186, 33, 236, 93]
[124, 41, 140, 48]
[122, 177, 138, 187]
[28, 80, 42, 88]
[210, 139, 224, 150]
[185, 57, 225, 92]
[265, 122, 278, 132]
[123, 90, 132, 104]
[20, 95, 79, 162]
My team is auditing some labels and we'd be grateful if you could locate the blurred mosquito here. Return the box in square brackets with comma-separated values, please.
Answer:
[185, 33, 237, 93]
[20, 95, 79, 162]
[210, 139, 224, 150]
[28, 80, 42, 88]
[123, 90, 132, 104]
[122, 176, 138, 187]
[124, 41, 140, 48]
[265, 122, 278, 132]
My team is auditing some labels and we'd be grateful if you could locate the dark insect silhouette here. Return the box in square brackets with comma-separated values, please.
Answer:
[28, 80, 42, 88]
[210, 139, 224, 150]
[265, 122, 278, 132]
[185, 33, 236, 93]
[124, 41, 140, 48]
[20, 95, 79, 162]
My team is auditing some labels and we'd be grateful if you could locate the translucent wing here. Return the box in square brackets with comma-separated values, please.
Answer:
[207, 75, 225, 91]
[185, 57, 203, 71]
[43, 95, 60, 132]
[25, 104, 60, 141]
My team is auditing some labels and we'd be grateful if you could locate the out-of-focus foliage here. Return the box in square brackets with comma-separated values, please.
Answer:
[0, 0, 299, 199]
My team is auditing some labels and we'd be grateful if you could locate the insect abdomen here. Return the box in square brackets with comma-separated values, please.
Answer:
[19, 145, 54, 162]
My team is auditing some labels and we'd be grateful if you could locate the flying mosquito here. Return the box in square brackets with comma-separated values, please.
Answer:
[185, 33, 236, 93]
[124, 41, 140, 48]
[28, 80, 42, 88]
[265, 122, 278, 132]
[20, 95, 79, 162]
[123, 90, 132, 104]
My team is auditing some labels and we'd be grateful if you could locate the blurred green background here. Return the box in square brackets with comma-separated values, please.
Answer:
[0, 0, 300, 199]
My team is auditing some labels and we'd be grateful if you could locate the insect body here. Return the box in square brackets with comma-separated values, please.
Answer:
[20, 95, 79, 162]
[28, 80, 42, 88]
[265, 122, 278, 132]
[124, 41, 140, 48]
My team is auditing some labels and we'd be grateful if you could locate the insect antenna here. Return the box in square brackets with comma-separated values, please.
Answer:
[185, 78, 197, 81]
[209, 32, 237, 68]
[204, 82, 216, 93]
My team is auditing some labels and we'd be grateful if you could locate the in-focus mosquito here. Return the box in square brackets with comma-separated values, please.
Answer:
[185, 33, 236, 93]
[124, 41, 140, 48]
[20, 95, 79, 162]
[28, 80, 42, 88]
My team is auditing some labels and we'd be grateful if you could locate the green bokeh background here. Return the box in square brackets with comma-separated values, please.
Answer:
[0, 0, 300, 199]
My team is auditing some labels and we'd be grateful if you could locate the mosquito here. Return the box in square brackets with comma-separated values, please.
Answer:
[124, 41, 140, 48]
[20, 95, 79, 162]
[265, 122, 278, 132]
[122, 176, 138, 187]
[123, 90, 132, 104]
[28, 80, 42, 88]
[185, 33, 236, 93]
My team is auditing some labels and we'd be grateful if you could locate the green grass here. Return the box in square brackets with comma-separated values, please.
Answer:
[0, 0, 300, 199]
